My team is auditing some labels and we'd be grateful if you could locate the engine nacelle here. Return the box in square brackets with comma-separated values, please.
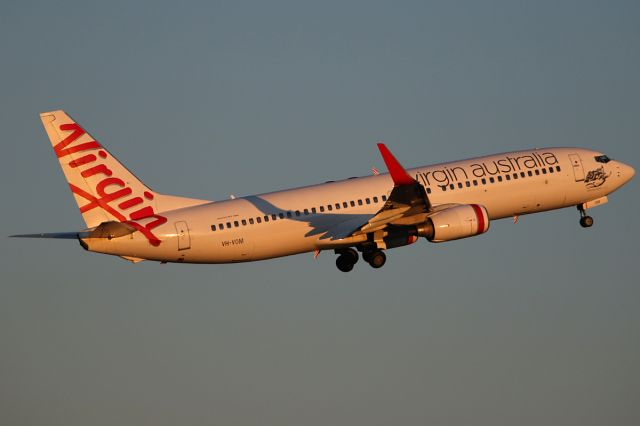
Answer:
[417, 204, 490, 242]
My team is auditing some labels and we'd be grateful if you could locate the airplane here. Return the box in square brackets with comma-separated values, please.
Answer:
[12, 110, 635, 272]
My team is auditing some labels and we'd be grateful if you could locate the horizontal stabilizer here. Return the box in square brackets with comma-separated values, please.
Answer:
[11, 221, 137, 240]
[87, 221, 136, 239]
[10, 232, 83, 239]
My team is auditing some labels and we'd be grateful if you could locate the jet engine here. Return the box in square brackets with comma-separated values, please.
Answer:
[417, 204, 490, 242]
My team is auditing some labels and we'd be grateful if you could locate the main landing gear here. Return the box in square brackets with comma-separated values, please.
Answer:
[577, 205, 594, 228]
[335, 248, 387, 272]
[363, 250, 386, 269]
[335, 248, 358, 272]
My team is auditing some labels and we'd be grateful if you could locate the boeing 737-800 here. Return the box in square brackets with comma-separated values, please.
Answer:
[13, 110, 635, 271]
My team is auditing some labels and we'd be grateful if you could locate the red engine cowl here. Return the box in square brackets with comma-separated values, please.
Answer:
[417, 204, 490, 242]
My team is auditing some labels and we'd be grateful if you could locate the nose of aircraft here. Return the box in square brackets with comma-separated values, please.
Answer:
[617, 161, 636, 184]
[623, 162, 636, 181]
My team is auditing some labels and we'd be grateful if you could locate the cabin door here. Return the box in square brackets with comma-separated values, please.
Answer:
[568, 154, 585, 182]
[175, 221, 191, 250]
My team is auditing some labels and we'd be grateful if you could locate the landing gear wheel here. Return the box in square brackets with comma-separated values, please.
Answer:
[577, 205, 594, 228]
[335, 248, 359, 272]
[336, 255, 354, 272]
[580, 216, 594, 228]
[367, 250, 386, 269]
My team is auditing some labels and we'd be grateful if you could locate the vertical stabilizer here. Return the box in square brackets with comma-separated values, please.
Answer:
[40, 110, 210, 244]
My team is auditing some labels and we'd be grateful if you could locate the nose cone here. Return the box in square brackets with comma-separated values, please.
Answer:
[622, 162, 636, 182]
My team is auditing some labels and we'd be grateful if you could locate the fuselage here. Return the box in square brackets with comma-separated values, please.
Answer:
[82, 147, 635, 263]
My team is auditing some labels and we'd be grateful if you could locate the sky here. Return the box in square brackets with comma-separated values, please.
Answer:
[1, 1, 639, 425]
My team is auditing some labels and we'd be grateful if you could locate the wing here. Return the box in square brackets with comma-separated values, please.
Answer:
[314, 143, 435, 250]
[352, 143, 432, 236]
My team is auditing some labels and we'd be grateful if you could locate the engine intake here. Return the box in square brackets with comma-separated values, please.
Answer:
[417, 204, 490, 242]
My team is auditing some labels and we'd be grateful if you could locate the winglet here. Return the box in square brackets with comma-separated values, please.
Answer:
[377, 143, 416, 186]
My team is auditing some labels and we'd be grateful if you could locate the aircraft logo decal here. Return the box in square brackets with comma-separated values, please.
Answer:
[54, 123, 167, 246]
[584, 166, 611, 189]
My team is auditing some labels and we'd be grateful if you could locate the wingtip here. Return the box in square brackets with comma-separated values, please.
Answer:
[376, 142, 389, 155]
[376, 143, 416, 186]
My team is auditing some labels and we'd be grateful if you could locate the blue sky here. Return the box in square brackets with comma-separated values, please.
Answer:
[1, 1, 638, 425]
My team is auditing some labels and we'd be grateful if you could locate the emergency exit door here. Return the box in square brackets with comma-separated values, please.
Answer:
[175, 221, 191, 250]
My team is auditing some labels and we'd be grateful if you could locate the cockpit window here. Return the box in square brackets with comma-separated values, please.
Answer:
[595, 155, 611, 164]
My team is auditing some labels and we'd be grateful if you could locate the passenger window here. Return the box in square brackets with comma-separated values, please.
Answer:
[264, 216, 269, 222]
[542, 168, 547, 174]
[327, 205, 333, 211]
[528, 170, 533, 176]
[513, 173, 518, 179]
[350, 201, 355, 207]
[279, 212, 284, 219]
[449, 183, 455, 190]
[373, 196, 379, 203]
[365, 198, 371, 204]
[520, 172, 526, 178]
[219, 223, 224, 230]
[320, 206, 325, 212]
[548, 167, 554, 173]
[311, 207, 317, 214]
[357, 200, 363, 206]
[458, 182, 463, 189]
[343, 202, 348, 208]
[556, 166, 561, 172]
[271, 214, 277, 220]
[241, 219, 247, 226]
[497, 176, 502, 182]
[234, 221, 239, 227]
[382, 195, 387, 201]
[426, 187, 432, 194]
[304, 209, 309, 215]
[466, 181, 471, 187]
[226, 222, 232, 228]
[256, 217, 262, 224]
[473, 180, 478, 186]
[489, 177, 495, 183]
[335, 203, 341, 210]
[482, 178, 487, 185]
[249, 218, 254, 225]
[441, 185, 447, 191]
[287, 211, 292, 218]
[211, 224, 216, 231]
[535, 169, 540, 175]
[505, 174, 510, 181]
[295, 210, 301, 216]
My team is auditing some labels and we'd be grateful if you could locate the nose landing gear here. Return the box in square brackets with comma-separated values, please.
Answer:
[577, 205, 594, 228]
[580, 215, 594, 228]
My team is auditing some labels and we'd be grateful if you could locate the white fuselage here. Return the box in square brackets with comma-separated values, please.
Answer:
[82, 147, 633, 263]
